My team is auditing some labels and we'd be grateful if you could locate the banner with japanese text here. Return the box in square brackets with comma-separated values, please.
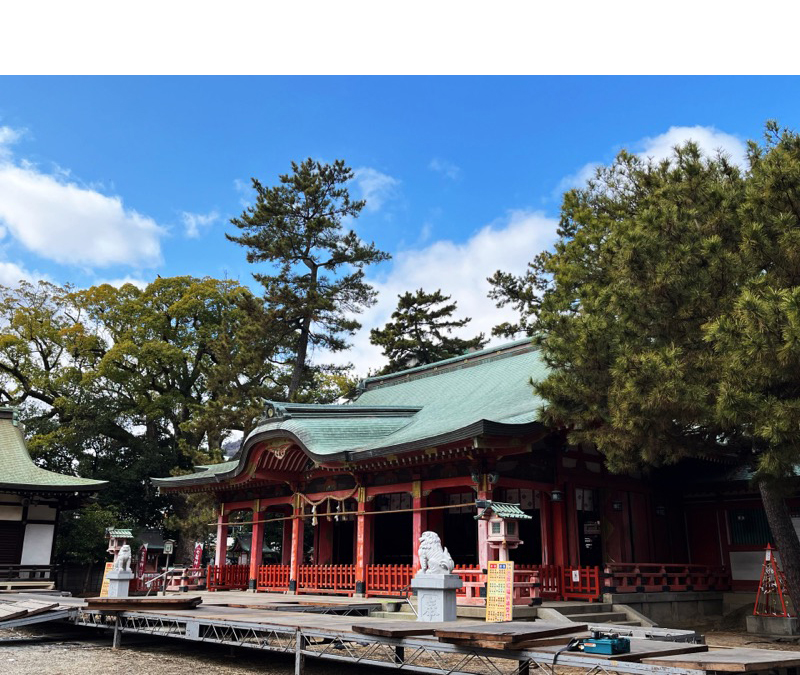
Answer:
[485, 560, 514, 622]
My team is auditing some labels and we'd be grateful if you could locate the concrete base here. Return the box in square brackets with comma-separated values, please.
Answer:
[603, 591, 723, 626]
[411, 573, 462, 622]
[747, 615, 799, 636]
[107, 569, 134, 598]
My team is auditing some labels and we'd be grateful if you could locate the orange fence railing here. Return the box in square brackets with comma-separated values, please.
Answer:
[298, 564, 357, 594]
[562, 566, 602, 601]
[602, 563, 731, 593]
[207, 564, 249, 590]
[256, 564, 291, 591]
[365, 564, 414, 597]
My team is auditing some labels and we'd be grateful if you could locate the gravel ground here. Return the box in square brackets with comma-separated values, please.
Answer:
[4, 622, 800, 675]
[0, 624, 380, 675]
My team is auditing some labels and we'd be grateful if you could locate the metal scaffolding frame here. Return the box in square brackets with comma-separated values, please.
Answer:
[72, 609, 710, 675]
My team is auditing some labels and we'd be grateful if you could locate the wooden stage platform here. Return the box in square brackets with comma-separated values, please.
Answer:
[2, 592, 800, 675]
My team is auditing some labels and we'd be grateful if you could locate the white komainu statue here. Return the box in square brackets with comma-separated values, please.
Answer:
[418, 531, 455, 575]
[113, 543, 132, 572]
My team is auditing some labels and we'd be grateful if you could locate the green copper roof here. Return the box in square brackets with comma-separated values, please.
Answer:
[475, 501, 533, 520]
[106, 528, 133, 538]
[153, 339, 547, 488]
[0, 408, 107, 493]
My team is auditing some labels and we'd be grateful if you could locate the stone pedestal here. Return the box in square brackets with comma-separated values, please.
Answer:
[747, 614, 799, 636]
[410, 573, 462, 622]
[107, 569, 134, 598]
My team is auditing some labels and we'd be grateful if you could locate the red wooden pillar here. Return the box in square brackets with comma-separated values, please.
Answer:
[248, 500, 264, 591]
[412, 481, 427, 571]
[215, 507, 229, 567]
[288, 498, 304, 593]
[281, 512, 292, 565]
[551, 486, 568, 568]
[355, 488, 373, 596]
[540, 490, 552, 565]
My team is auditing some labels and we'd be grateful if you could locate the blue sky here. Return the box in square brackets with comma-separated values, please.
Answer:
[0, 76, 798, 371]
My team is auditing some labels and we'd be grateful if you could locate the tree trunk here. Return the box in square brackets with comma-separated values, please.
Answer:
[288, 316, 311, 401]
[759, 478, 800, 612]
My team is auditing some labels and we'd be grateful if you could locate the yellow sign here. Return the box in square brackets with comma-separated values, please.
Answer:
[485, 560, 514, 622]
[99, 562, 114, 597]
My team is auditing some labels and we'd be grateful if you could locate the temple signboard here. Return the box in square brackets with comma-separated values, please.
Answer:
[485, 560, 514, 622]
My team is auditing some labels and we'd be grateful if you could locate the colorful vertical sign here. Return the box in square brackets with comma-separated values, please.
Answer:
[136, 544, 148, 578]
[485, 560, 514, 622]
[192, 542, 204, 568]
[99, 562, 114, 597]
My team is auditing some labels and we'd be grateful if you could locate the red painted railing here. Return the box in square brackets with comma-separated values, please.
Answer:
[256, 564, 291, 591]
[207, 564, 249, 590]
[365, 564, 414, 597]
[603, 563, 731, 593]
[298, 564, 356, 594]
[562, 566, 602, 601]
[453, 564, 542, 606]
[538, 564, 562, 599]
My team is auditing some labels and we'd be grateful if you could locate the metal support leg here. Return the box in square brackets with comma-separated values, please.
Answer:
[394, 645, 405, 664]
[519, 659, 530, 675]
[112, 620, 122, 650]
[294, 630, 305, 675]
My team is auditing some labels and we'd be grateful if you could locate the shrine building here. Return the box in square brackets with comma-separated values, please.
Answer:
[0, 407, 107, 588]
[151, 339, 783, 603]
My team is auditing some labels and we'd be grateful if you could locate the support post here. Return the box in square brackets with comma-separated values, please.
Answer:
[282, 514, 292, 565]
[294, 630, 305, 675]
[551, 485, 568, 569]
[355, 488, 373, 596]
[112, 619, 122, 650]
[289, 498, 304, 593]
[248, 500, 264, 591]
[540, 489, 552, 565]
[411, 481, 427, 572]
[215, 509, 229, 567]
[477, 487, 492, 572]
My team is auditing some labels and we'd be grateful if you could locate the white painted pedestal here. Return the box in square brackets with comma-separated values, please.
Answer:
[107, 569, 134, 598]
[410, 573, 462, 622]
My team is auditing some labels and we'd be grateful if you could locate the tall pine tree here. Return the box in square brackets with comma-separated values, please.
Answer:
[490, 128, 800, 608]
[228, 159, 390, 400]
[370, 288, 486, 374]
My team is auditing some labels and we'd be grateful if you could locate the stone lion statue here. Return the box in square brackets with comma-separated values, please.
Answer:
[113, 543, 132, 573]
[418, 531, 455, 575]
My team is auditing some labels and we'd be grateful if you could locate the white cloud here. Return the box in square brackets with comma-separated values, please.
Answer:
[0, 126, 163, 269]
[181, 210, 220, 238]
[95, 276, 149, 290]
[322, 209, 559, 374]
[0, 261, 46, 286]
[429, 157, 461, 180]
[560, 125, 748, 193]
[637, 125, 747, 167]
[0, 126, 24, 158]
[352, 167, 400, 213]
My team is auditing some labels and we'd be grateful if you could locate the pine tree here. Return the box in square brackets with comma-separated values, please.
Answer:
[370, 288, 487, 374]
[228, 159, 390, 400]
[489, 127, 800, 608]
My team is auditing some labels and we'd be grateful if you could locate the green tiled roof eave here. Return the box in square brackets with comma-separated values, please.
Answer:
[475, 501, 533, 520]
[151, 340, 548, 489]
[0, 418, 107, 492]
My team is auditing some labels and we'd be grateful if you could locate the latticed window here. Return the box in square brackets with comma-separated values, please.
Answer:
[729, 509, 771, 546]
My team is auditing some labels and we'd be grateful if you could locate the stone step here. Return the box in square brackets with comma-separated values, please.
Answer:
[563, 611, 628, 623]
[555, 603, 614, 614]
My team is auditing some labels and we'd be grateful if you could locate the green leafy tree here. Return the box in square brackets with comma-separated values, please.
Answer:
[228, 158, 391, 400]
[0, 276, 282, 558]
[490, 128, 800, 608]
[370, 289, 487, 374]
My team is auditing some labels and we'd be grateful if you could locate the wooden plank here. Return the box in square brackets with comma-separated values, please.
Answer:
[85, 596, 202, 611]
[642, 647, 800, 672]
[8, 600, 58, 617]
[443, 632, 591, 650]
[435, 621, 588, 644]
[352, 620, 486, 638]
[0, 605, 28, 622]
